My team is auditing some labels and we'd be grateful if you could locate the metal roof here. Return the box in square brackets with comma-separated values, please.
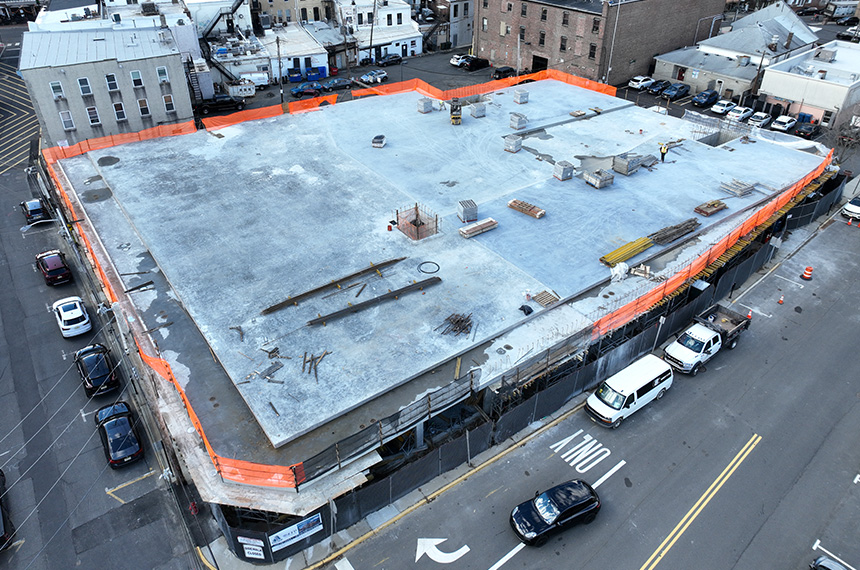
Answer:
[654, 46, 760, 82]
[19, 28, 180, 70]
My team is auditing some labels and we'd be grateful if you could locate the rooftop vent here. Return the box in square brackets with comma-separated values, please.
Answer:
[813, 48, 836, 62]
[738, 55, 750, 66]
[141, 2, 158, 15]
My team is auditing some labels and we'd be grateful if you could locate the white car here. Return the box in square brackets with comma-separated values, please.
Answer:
[710, 100, 737, 115]
[628, 75, 655, 90]
[725, 106, 753, 122]
[771, 115, 797, 132]
[747, 112, 772, 128]
[449, 54, 471, 67]
[841, 196, 860, 219]
[359, 70, 388, 84]
[52, 296, 92, 338]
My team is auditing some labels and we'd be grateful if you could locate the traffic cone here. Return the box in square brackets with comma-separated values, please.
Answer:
[778, 295, 784, 304]
[800, 266, 813, 281]
[746, 309, 752, 319]
[848, 218, 853, 226]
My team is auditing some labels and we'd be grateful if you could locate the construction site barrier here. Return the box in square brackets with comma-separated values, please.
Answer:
[591, 150, 833, 338]
[42, 121, 196, 163]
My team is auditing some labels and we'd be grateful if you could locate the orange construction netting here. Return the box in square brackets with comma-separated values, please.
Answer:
[43, 121, 196, 163]
[591, 150, 834, 339]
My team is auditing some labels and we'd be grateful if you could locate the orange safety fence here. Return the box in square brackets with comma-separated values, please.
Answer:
[43, 121, 196, 163]
[288, 93, 338, 114]
[592, 150, 833, 338]
[201, 104, 285, 130]
[136, 339, 305, 487]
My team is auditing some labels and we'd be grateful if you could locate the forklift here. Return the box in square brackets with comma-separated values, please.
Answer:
[450, 97, 462, 125]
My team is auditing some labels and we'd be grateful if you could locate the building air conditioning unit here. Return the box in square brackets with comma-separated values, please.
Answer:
[813, 48, 836, 62]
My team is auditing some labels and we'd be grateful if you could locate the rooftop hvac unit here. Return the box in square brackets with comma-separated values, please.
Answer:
[141, 2, 158, 15]
[813, 48, 836, 62]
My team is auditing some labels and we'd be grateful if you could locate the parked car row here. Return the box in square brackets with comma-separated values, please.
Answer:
[18, 198, 145, 470]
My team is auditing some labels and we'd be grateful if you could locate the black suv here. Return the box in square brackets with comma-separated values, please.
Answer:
[493, 66, 516, 79]
[199, 94, 246, 115]
[377, 54, 403, 66]
[464, 57, 490, 71]
[0, 469, 14, 550]
[20, 199, 48, 224]
[74, 344, 121, 397]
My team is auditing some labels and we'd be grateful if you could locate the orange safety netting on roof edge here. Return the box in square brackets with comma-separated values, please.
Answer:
[591, 151, 833, 339]
[288, 93, 338, 114]
[201, 104, 285, 130]
[42, 121, 197, 163]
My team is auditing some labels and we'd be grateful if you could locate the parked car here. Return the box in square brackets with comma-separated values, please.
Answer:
[663, 304, 749, 376]
[691, 89, 719, 107]
[509, 479, 600, 547]
[359, 70, 389, 83]
[449, 54, 471, 67]
[796, 7, 820, 16]
[841, 196, 860, 219]
[726, 106, 753, 122]
[710, 99, 737, 115]
[493, 66, 517, 79]
[747, 111, 773, 127]
[627, 75, 655, 90]
[464, 57, 490, 71]
[52, 296, 92, 338]
[810, 556, 848, 570]
[771, 115, 797, 132]
[290, 81, 323, 98]
[836, 27, 860, 40]
[837, 15, 859, 26]
[96, 402, 144, 468]
[647, 79, 672, 95]
[74, 344, 120, 397]
[321, 78, 352, 92]
[198, 94, 245, 115]
[0, 469, 13, 551]
[35, 249, 72, 285]
[20, 198, 48, 224]
[794, 122, 821, 139]
[585, 354, 673, 427]
[661, 83, 690, 101]
[377, 53, 402, 66]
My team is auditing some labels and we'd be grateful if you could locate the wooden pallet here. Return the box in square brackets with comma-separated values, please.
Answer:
[532, 290, 560, 307]
[459, 218, 498, 238]
[694, 200, 727, 217]
[507, 199, 546, 218]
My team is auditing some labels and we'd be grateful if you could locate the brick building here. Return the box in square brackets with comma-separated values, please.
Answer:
[473, 0, 726, 85]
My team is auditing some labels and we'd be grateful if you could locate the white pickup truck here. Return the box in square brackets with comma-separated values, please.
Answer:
[662, 303, 749, 376]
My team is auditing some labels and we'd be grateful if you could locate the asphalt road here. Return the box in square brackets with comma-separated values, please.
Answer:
[321, 209, 860, 570]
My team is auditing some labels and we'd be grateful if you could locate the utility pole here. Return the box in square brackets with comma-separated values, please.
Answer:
[369, 0, 377, 63]
[277, 35, 284, 104]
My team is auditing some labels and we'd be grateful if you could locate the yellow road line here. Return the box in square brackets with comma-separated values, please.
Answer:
[639, 434, 762, 570]
[105, 470, 156, 504]
[196, 546, 218, 570]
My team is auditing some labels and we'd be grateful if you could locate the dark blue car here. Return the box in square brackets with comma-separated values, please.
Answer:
[290, 81, 322, 98]
[691, 89, 719, 107]
[662, 83, 691, 101]
[647, 79, 672, 95]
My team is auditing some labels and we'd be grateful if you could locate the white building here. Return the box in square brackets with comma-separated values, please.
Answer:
[19, 28, 193, 146]
[759, 40, 860, 128]
[185, 0, 253, 38]
[336, 0, 422, 61]
[257, 23, 329, 81]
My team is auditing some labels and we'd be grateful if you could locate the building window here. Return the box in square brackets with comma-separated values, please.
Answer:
[387, 13, 392, 25]
[114, 102, 127, 121]
[78, 78, 92, 96]
[520, 3, 526, 16]
[540, 7, 546, 21]
[156, 66, 169, 83]
[482, 0, 487, 7]
[163, 94, 175, 113]
[482, 17, 487, 31]
[453, 5, 458, 17]
[411, 40, 416, 46]
[130, 70, 143, 87]
[357, 13, 363, 24]
[301, 7, 307, 20]
[562, 11, 569, 26]
[507, 3, 512, 12]
[589, 43, 597, 59]
[397, 12, 402, 24]
[105, 73, 119, 91]
[539, 30, 545, 46]
[138, 98, 150, 116]
[59, 110, 75, 130]
[86, 106, 101, 125]
[592, 18, 600, 34]
[367, 12, 372, 23]
[50, 81, 65, 99]
[560, 36, 567, 51]
[519, 26, 525, 40]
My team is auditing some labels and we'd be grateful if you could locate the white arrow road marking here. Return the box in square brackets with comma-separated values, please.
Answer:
[487, 543, 526, 570]
[334, 559, 355, 570]
[415, 538, 470, 563]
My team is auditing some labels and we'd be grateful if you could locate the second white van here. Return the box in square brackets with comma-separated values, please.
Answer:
[584, 354, 673, 429]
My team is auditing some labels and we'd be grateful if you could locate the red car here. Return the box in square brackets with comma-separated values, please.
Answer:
[35, 249, 72, 285]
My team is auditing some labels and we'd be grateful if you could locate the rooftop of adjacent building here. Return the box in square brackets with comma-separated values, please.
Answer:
[256, 22, 327, 58]
[768, 40, 860, 87]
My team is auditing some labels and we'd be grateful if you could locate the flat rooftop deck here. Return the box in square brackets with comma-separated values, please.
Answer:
[58, 79, 826, 462]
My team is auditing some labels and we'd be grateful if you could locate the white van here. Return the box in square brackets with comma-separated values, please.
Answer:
[584, 354, 673, 429]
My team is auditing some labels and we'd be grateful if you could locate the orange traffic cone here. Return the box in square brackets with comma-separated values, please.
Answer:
[746, 309, 752, 319]
[848, 218, 853, 226]
[778, 295, 784, 304]
[800, 266, 813, 281]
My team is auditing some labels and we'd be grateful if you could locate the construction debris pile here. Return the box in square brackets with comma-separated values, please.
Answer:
[436, 313, 473, 336]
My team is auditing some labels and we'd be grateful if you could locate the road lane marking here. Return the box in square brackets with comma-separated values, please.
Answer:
[415, 538, 469, 563]
[334, 559, 355, 570]
[592, 460, 626, 489]
[639, 434, 762, 570]
[736, 303, 771, 318]
[105, 469, 156, 504]
[812, 539, 857, 570]
[774, 274, 806, 288]
[487, 542, 526, 570]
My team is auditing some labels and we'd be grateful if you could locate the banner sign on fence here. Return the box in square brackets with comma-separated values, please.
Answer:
[269, 513, 324, 552]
